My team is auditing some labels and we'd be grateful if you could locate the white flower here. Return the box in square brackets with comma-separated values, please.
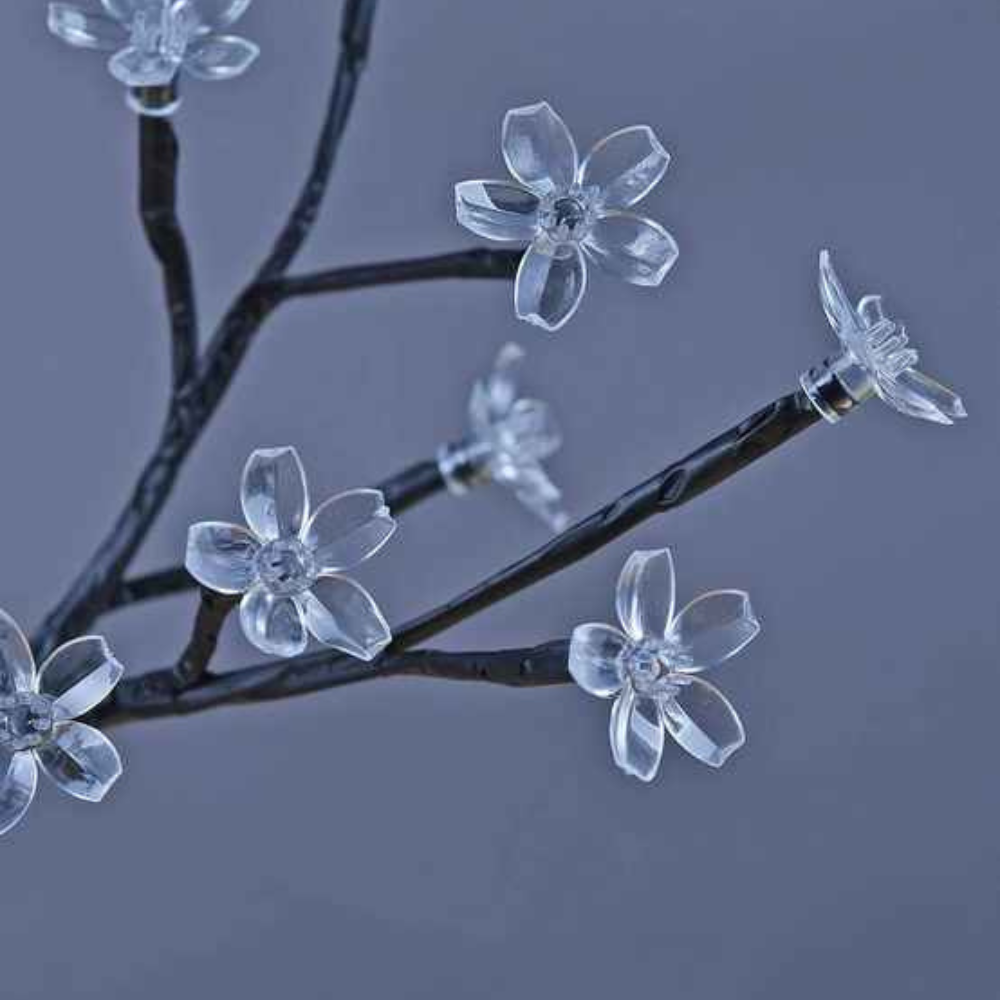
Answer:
[456, 101, 679, 331]
[48, 0, 259, 115]
[812, 250, 967, 425]
[440, 343, 568, 531]
[569, 548, 759, 782]
[186, 447, 396, 661]
[0, 610, 124, 835]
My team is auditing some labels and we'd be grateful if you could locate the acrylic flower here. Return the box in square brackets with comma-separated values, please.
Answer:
[812, 249, 966, 425]
[455, 101, 679, 331]
[569, 548, 759, 782]
[0, 609, 124, 836]
[48, 0, 259, 116]
[186, 447, 396, 661]
[438, 343, 568, 531]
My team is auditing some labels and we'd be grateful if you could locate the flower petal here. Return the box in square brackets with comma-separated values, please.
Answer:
[0, 752, 37, 836]
[502, 102, 578, 196]
[109, 46, 181, 88]
[661, 676, 745, 768]
[469, 342, 525, 434]
[239, 586, 308, 657]
[100, 0, 147, 19]
[494, 398, 562, 463]
[187, 0, 252, 28]
[185, 521, 260, 594]
[583, 212, 678, 286]
[37, 637, 123, 720]
[514, 240, 587, 331]
[184, 34, 259, 80]
[669, 590, 760, 671]
[455, 181, 540, 242]
[580, 126, 670, 210]
[304, 489, 396, 573]
[502, 461, 568, 532]
[241, 447, 310, 542]
[615, 548, 676, 643]
[879, 368, 968, 425]
[568, 623, 626, 698]
[299, 576, 392, 662]
[0, 609, 35, 697]
[36, 723, 122, 802]
[609, 682, 664, 782]
[818, 249, 860, 343]
[48, 3, 123, 49]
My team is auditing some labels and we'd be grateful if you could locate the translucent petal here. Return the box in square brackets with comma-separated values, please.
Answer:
[187, 0, 252, 28]
[506, 461, 568, 532]
[185, 521, 260, 594]
[184, 34, 259, 80]
[299, 576, 391, 662]
[36, 723, 122, 802]
[583, 212, 678, 286]
[502, 102, 578, 196]
[580, 126, 670, 210]
[669, 590, 760, 671]
[469, 342, 524, 434]
[568, 623, 626, 698]
[495, 398, 562, 462]
[48, 4, 124, 49]
[108, 45, 181, 88]
[818, 249, 859, 344]
[609, 682, 664, 782]
[0, 609, 35, 697]
[100, 0, 154, 20]
[303, 489, 396, 574]
[661, 676, 745, 768]
[615, 548, 676, 643]
[455, 181, 540, 242]
[879, 368, 967, 425]
[857, 294, 887, 327]
[38, 637, 123, 720]
[514, 241, 587, 331]
[0, 752, 37, 836]
[241, 447, 310, 542]
[239, 586, 307, 657]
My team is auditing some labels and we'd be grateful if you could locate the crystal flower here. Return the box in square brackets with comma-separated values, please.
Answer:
[438, 343, 568, 531]
[802, 250, 967, 425]
[569, 548, 759, 782]
[47, 0, 259, 116]
[455, 101, 679, 331]
[0, 609, 124, 836]
[186, 447, 396, 661]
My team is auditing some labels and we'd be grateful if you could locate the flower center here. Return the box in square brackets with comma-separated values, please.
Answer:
[0, 693, 55, 752]
[623, 638, 691, 696]
[540, 194, 592, 243]
[255, 537, 316, 597]
[131, 2, 197, 63]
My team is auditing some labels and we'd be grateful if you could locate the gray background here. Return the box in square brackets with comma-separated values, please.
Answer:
[0, 0, 997, 996]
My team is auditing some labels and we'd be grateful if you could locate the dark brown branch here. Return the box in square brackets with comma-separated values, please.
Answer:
[94, 640, 570, 727]
[172, 590, 238, 688]
[92, 389, 821, 728]
[138, 101, 198, 390]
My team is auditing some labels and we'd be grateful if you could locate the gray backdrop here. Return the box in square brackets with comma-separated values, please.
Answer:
[0, 1, 997, 997]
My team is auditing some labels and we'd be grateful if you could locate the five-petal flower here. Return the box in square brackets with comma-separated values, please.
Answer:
[806, 249, 967, 425]
[48, 0, 259, 116]
[439, 343, 568, 531]
[0, 609, 124, 836]
[569, 548, 759, 782]
[456, 101, 679, 331]
[186, 447, 396, 661]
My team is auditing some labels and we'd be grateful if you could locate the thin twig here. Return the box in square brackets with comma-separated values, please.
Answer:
[138, 102, 198, 390]
[172, 590, 238, 688]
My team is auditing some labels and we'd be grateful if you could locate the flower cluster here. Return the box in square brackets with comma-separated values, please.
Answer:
[569, 548, 758, 781]
[456, 101, 679, 330]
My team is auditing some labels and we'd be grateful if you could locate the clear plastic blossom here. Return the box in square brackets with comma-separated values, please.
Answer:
[47, 0, 259, 116]
[802, 250, 967, 425]
[569, 548, 759, 782]
[186, 447, 396, 661]
[438, 343, 568, 531]
[0, 609, 124, 836]
[455, 101, 679, 331]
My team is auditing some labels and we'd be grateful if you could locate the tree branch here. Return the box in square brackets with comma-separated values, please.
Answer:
[172, 589, 238, 688]
[138, 102, 198, 390]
